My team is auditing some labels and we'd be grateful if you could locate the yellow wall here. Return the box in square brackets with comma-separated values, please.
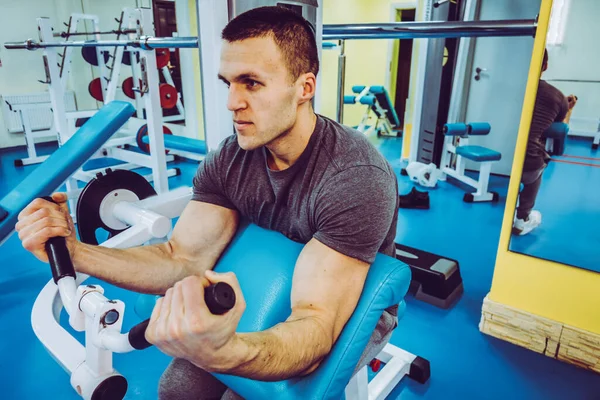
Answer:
[388, 10, 402, 105]
[488, 0, 600, 334]
[321, 0, 418, 127]
[188, 0, 205, 140]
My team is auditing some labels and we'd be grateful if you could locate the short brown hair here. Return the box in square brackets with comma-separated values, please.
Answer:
[221, 6, 319, 81]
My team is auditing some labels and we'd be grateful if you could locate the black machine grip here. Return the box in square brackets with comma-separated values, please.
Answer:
[128, 281, 236, 350]
[41, 196, 76, 284]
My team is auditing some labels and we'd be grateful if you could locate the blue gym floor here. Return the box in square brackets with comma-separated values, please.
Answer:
[1, 138, 600, 399]
[509, 137, 600, 274]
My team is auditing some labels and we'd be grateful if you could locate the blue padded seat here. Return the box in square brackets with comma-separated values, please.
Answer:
[142, 134, 207, 155]
[456, 145, 501, 162]
[543, 122, 569, 139]
[206, 222, 411, 400]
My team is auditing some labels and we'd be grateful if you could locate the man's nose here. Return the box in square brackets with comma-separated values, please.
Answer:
[227, 85, 246, 112]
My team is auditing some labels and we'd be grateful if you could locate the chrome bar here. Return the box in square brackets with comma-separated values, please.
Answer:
[546, 79, 600, 84]
[5, 19, 536, 51]
[138, 36, 199, 50]
[336, 40, 346, 124]
[4, 36, 199, 51]
[322, 19, 536, 40]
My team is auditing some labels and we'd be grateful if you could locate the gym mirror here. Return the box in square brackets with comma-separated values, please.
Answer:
[508, 0, 600, 273]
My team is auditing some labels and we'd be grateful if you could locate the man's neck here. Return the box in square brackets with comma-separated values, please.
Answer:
[265, 109, 318, 171]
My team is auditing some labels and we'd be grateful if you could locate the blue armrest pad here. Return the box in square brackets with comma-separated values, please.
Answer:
[142, 134, 207, 155]
[359, 95, 376, 106]
[211, 222, 411, 399]
[467, 122, 491, 136]
[0, 101, 134, 242]
[344, 95, 357, 104]
[456, 145, 501, 162]
[443, 123, 469, 136]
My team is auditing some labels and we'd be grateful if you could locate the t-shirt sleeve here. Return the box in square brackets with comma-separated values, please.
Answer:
[313, 166, 398, 264]
[191, 141, 236, 210]
[551, 85, 569, 122]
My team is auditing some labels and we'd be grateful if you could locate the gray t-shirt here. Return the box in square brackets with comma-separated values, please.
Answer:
[192, 115, 399, 264]
[192, 114, 400, 344]
[525, 80, 569, 171]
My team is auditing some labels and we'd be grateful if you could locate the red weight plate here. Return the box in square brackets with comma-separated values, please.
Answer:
[136, 124, 150, 153]
[136, 124, 173, 154]
[155, 49, 171, 69]
[159, 83, 178, 109]
[122, 77, 143, 99]
[88, 77, 104, 101]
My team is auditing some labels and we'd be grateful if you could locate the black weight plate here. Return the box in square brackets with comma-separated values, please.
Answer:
[76, 169, 157, 245]
[81, 46, 110, 66]
[122, 51, 132, 66]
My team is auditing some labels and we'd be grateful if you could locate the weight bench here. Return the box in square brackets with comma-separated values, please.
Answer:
[344, 85, 401, 137]
[566, 117, 600, 150]
[139, 129, 207, 161]
[543, 122, 569, 156]
[440, 122, 501, 203]
[0, 101, 135, 245]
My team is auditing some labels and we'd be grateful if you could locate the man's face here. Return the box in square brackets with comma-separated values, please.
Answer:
[219, 36, 301, 150]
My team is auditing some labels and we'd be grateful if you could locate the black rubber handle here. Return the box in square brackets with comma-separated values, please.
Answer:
[128, 281, 236, 350]
[41, 196, 76, 284]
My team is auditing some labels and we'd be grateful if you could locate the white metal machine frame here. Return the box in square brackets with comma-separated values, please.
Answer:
[568, 116, 600, 149]
[439, 133, 498, 202]
[38, 9, 174, 215]
[32, 186, 192, 400]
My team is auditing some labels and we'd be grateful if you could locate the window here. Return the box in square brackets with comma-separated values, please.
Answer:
[546, 0, 572, 46]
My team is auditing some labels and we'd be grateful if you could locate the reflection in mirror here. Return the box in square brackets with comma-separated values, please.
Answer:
[509, 0, 600, 272]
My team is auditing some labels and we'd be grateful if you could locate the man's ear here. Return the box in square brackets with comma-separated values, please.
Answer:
[298, 73, 316, 105]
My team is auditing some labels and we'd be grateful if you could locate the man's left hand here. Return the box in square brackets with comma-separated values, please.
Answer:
[567, 94, 578, 109]
[145, 270, 246, 371]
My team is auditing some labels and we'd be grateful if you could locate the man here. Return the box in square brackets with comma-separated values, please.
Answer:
[15, 6, 399, 399]
[513, 49, 576, 235]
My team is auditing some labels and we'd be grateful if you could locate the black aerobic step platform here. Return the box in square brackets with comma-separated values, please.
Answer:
[394, 243, 464, 309]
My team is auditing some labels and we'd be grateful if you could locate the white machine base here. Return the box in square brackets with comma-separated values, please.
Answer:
[345, 343, 426, 400]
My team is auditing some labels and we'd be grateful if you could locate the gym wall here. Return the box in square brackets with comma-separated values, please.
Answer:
[487, 0, 600, 335]
[182, 0, 422, 140]
[320, 0, 420, 128]
[545, 0, 600, 122]
[0, 0, 138, 149]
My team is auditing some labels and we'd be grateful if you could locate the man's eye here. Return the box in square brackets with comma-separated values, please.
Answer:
[247, 80, 259, 88]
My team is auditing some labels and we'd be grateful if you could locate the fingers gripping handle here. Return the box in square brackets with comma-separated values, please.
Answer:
[128, 282, 236, 350]
[41, 196, 76, 284]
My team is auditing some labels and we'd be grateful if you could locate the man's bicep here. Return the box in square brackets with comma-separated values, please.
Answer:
[289, 238, 369, 342]
[168, 200, 239, 274]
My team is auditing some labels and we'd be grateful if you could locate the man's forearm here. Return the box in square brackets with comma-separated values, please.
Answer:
[205, 316, 333, 381]
[73, 241, 206, 294]
[563, 108, 574, 124]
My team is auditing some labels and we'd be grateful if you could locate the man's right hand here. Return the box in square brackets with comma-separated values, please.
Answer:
[15, 193, 78, 263]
